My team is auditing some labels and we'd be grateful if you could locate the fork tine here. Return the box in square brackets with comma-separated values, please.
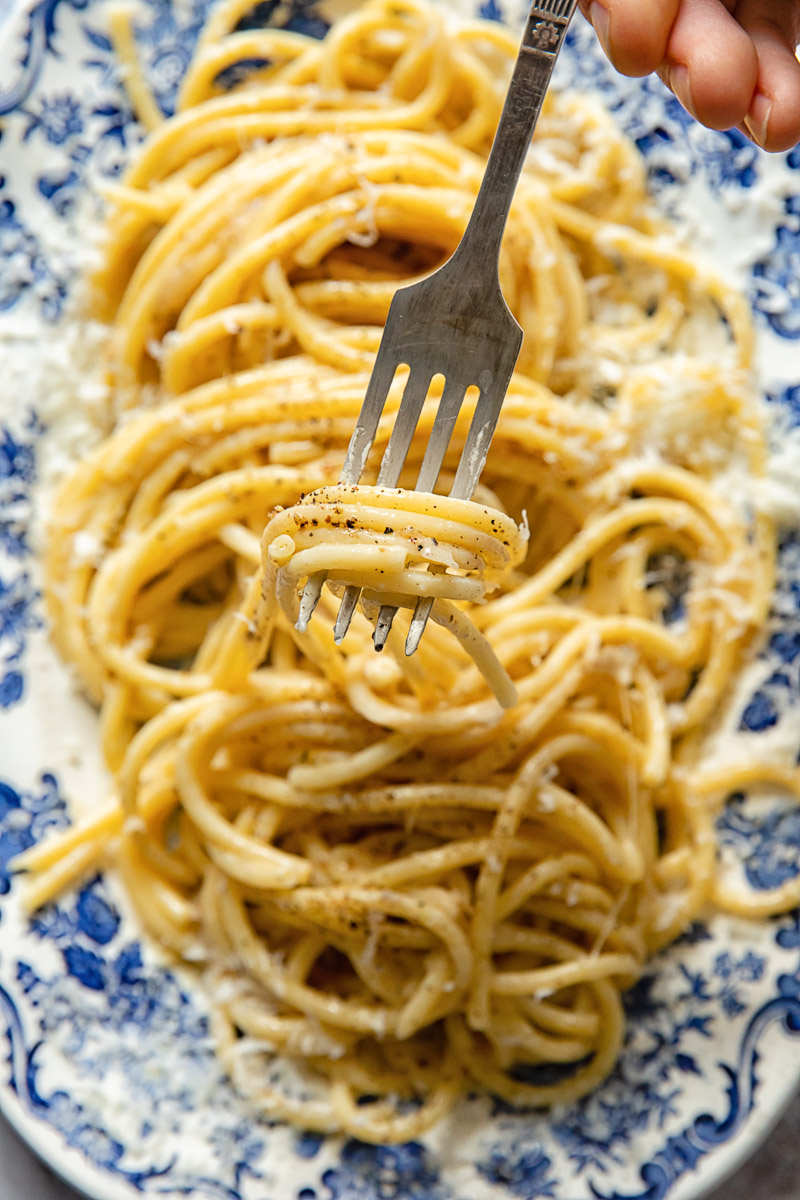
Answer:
[333, 583, 362, 641]
[366, 367, 433, 646]
[375, 366, 432, 487]
[373, 604, 396, 650]
[298, 345, 401, 631]
[450, 359, 517, 502]
[405, 360, 517, 654]
[415, 375, 468, 493]
[406, 373, 512, 655]
[407, 359, 519, 656]
[333, 585, 361, 644]
[341, 349, 404, 486]
[336, 365, 432, 645]
[333, 364, 430, 643]
[296, 571, 324, 633]
[403, 375, 469, 655]
[404, 596, 434, 656]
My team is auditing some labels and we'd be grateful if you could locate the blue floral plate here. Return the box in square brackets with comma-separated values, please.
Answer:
[1, 1, 800, 1197]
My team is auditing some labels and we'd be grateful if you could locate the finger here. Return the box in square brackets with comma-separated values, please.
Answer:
[578, 0, 680, 77]
[734, 0, 800, 151]
[662, 0, 759, 130]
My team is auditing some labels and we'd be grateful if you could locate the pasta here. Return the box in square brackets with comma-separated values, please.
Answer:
[20, 0, 794, 1145]
[265, 484, 529, 707]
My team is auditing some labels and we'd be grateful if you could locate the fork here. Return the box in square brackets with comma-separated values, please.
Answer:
[297, 0, 579, 654]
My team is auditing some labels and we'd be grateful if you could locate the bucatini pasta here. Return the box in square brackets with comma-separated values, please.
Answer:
[18, 0, 793, 1145]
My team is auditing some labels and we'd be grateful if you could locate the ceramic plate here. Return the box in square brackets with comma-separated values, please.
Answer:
[1, 1, 800, 1197]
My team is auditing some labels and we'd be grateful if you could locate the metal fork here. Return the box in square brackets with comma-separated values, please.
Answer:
[297, 0, 579, 654]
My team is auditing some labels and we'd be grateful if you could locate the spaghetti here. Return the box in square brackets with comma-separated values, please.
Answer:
[19, 0, 793, 1144]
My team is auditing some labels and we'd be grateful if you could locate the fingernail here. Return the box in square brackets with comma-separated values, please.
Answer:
[669, 64, 697, 120]
[743, 92, 772, 148]
[588, 1, 610, 58]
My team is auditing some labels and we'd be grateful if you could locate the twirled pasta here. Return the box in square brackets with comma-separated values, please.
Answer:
[264, 485, 529, 705]
[20, 0, 792, 1145]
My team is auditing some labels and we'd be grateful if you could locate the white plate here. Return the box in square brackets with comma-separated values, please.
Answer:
[1, 2, 800, 1198]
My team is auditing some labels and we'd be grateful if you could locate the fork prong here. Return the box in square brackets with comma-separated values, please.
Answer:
[406, 359, 519, 655]
[373, 605, 396, 651]
[451, 353, 519, 501]
[403, 376, 469, 655]
[333, 585, 361, 644]
[405, 596, 434, 656]
[408, 359, 519, 655]
[301, 344, 401, 639]
[296, 572, 325, 632]
[415, 375, 468, 493]
[339, 365, 430, 647]
[331, 364, 432, 646]
[341, 347, 403, 485]
[376, 367, 432, 487]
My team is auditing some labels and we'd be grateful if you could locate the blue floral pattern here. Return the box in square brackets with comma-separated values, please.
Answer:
[718, 798, 800, 895]
[545, 949, 770, 1180]
[0, 187, 68, 317]
[0, 412, 42, 710]
[735, 528, 800, 734]
[0, 775, 792, 1200]
[752, 195, 800, 339]
[0, 775, 67, 898]
[0, 781, 282, 1198]
[320, 1141, 447, 1200]
[0, 0, 89, 117]
[1, 0, 800, 1198]
[23, 91, 84, 143]
[478, 1145, 557, 1199]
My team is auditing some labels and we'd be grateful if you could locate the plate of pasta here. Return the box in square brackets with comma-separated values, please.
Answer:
[2, 0, 800, 1197]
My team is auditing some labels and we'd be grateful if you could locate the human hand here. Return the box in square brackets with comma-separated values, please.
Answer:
[578, 0, 800, 152]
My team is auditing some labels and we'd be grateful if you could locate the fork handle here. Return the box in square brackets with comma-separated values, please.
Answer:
[458, 0, 580, 273]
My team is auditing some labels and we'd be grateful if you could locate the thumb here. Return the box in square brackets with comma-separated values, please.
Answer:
[578, 0, 680, 77]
